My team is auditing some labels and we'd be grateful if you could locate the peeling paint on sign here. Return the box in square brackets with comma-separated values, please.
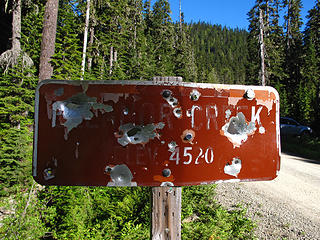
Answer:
[168, 141, 178, 152]
[173, 107, 182, 118]
[52, 92, 113, 139]
[161, 89, 178, 108]
[105, 164, 136, 186]
[221, 112, 256, 148]
[256, 99, 274, 113]
[224, 158, 242, 177]
[115, 122, 165, 146]
[225, 109, 232, 119]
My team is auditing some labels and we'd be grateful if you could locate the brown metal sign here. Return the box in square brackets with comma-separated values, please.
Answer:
[33, 80, 281, 186]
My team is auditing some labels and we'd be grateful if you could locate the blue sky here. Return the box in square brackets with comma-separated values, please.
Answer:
[151, 0, 316, 30]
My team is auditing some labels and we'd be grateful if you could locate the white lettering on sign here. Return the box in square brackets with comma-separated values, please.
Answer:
[206, 105, 218, 130]
[190, 105, 201, 129]
[186, 105, 265, 131]
[169, 147, 214, 165]
[160, 104, 173, 129]
[251, 106, 263, 125]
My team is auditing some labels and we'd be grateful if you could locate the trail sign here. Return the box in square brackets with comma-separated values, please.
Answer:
[33, 80, 280, 186]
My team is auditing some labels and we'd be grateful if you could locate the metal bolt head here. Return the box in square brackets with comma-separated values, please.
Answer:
[162, 168, 171, 177]
[162, 90, 171, 99]
[190, 90, 201, 101]
[184, 133, 193, 141]
[244, 89, 255, 100]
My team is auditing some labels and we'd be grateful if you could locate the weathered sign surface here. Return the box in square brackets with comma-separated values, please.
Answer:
[33, 80, 281, 186]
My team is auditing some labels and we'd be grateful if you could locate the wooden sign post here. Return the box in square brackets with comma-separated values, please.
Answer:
[151, 187, 181, 240]
[151, 77, 182, 240]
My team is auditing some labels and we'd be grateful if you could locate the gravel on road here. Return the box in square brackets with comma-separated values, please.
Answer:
[214, 153, 320, 240]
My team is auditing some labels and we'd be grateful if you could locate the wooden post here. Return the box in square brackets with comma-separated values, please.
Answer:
[151, 187, 182, 240]
[151, 76, 182, 240]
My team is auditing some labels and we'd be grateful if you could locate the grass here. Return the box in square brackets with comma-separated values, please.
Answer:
[281, 136, 320, 161]
[182, 185, 257, 240]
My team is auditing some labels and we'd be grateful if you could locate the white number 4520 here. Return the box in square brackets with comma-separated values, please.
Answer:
[169, 147, 214, 165]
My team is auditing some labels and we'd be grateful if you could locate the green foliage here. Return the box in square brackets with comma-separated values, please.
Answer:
[189, 22, 248, 84]
[281, 136, 320, 161]
[0, 183, 51, 240]
[182, 186, 256, 239]
[51, 0, 83, 80]
[0, 65, 37, 196]
[21, 0, 45, 69]
[37, 187, 151, 239]
[303, 0, 320, 134]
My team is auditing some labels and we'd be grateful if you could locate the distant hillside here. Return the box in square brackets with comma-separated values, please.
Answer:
[189, 22, 249, 84]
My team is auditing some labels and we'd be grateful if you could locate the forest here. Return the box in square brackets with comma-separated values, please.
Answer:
[0, 0, 319, 239]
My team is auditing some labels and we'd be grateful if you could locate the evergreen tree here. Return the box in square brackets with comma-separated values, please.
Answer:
[173, 14, 197, 82]
[247, 2, 261, 85]
[51, 0, 82, 80]
[189, 22, 248, 84]
[122, 0, 146, 80]
[283, 0, 304, 118]
[303, 0, 320, 132]
[148, 0, 175, 76]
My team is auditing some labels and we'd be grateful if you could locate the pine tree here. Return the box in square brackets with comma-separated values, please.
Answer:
[50, 0, 82, 80]
[122, 0, 146, 80]
[303, 0, 320, 131]
[283, 0, 304, 118]
[247, 0, 285, 86]
[148, 0, 175, 76]
[247, 2, 261, 85]
[173, 13, 197, 82]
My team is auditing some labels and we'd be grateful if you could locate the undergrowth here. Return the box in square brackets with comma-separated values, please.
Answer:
[0, 184, 257, 239]
[281, 136, 320, 161]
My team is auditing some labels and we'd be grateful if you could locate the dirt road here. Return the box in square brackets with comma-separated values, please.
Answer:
[215, 153, 320, 240]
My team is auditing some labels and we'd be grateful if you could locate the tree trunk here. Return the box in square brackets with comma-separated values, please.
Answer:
[114, 49, 117, 63]
[39, 0, 59, 82]
[259, 8, 266, 86]
[179, 0, 182, 30]
[266, 0, 269, 36]
[109, 46, 113, 75]
[12, 0, 21, 53]
[0, 0, 33, 72]
[81, 0, 91, 80]
[87, 26, 94, 71]
[286, 0, 292, 49]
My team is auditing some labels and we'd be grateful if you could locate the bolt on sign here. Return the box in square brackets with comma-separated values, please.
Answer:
[33, 80, 281, 186]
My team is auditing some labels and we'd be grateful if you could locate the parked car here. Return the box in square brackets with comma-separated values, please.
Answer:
[280, 117, 312, 137]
